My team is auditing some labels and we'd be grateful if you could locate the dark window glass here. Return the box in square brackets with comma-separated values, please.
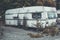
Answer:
[58, 14, 60, 18]
[32, 12, 41, 19]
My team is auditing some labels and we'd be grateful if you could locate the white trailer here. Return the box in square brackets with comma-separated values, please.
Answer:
[5, 6, 57, 28]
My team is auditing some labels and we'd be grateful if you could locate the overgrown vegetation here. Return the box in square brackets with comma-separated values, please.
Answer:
[0, 0, 56, 16]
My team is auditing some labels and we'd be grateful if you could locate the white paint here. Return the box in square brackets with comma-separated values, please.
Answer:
[5, 6, 56, 14]
[5, 14, 17, 19]
[19, 14, 24, 19]
[5, 20, 18, 25]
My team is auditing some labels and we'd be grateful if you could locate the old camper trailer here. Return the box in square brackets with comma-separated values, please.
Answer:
[5, 6, 57, 28]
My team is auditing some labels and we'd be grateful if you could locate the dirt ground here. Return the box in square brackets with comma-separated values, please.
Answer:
[0, 25, 60, 40]
[0, 20, 60, 40]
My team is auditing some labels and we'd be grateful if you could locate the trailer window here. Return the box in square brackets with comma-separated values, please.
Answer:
[48, 12, 56, 19]
[32, 13, 41, 19]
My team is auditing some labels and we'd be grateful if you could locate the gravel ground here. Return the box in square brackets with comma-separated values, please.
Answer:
[0, 26, 60, 40]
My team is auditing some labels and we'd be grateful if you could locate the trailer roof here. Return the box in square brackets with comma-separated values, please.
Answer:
[5, 6, 56, 14]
